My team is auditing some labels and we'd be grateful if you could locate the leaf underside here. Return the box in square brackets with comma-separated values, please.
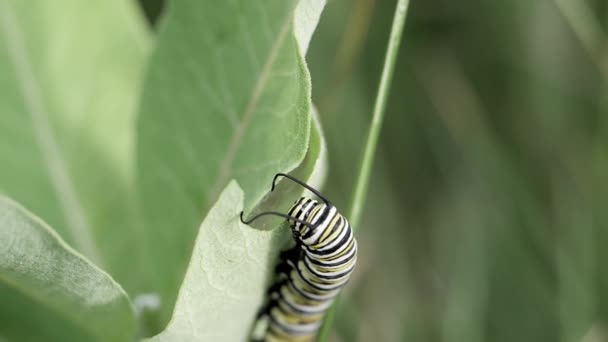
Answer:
[0, 0, 150, 296]
[0, 197, 136, 342]
[0, 0, 328, 339]
[135, 0, 315, 327]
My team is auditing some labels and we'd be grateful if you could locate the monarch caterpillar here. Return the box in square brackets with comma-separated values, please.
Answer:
[241, 173, 358, 342]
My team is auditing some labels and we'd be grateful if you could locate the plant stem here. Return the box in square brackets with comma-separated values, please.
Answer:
[317, 0, 410, 340]
[348, 0, 409, 228]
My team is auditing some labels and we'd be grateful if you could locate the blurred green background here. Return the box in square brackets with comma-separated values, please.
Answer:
[144, 0, 607, 341]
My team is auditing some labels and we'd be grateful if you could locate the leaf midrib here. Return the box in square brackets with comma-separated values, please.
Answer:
[207, 1, 298, 204]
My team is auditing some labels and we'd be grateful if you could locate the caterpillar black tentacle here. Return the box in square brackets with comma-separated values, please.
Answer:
[242, 174, 358, 341]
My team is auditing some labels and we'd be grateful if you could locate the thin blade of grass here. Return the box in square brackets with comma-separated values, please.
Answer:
[317, 0, 411, 340]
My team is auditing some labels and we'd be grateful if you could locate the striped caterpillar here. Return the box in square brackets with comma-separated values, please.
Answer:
[241, 173, 357, 341]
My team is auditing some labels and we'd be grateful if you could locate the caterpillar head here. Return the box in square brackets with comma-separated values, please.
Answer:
[286, 197, 318, 233]
[286, 197, 335, 246]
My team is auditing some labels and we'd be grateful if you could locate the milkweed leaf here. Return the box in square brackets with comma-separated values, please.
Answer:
[145, 105, 327, 341]
[0, 196, 136, 342]
[135, 0, 326, 328]
[0, 0, 151, 294]
[143, 181, 279, 342]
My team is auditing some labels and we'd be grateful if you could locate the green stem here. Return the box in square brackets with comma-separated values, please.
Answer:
[348, 0, 410, 229]
[317, 0, 410, 340]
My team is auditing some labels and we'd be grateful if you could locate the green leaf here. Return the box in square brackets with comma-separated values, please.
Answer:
[135, 0, 325, 327]
[144, 107, 326, 340]
[0, 196, 136, 342]
[144, 105, 327, 340]
[0, 0, 151, 293]
[143, 181, 280, 342]
[252, 108, 327, 219]
[294, 0, 327, 54]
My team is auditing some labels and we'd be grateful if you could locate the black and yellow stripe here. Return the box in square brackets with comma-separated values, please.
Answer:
[261, 196, 357, 341]
[241, 174, 357, 342]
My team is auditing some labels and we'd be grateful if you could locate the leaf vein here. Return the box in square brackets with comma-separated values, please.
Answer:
[207, 3, 296, 204]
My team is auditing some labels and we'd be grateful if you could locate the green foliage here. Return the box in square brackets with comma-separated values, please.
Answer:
[308, 0, 608, 341]
[0, 0, 150, 295]
[142, 108, 326, 339]
[0, 0, 326, 340]
[318, 1, 410, 339]
[143, 181, 280, 342]
[135, 0, 315, 325]
[0, 196, 136, 342]
[3, 0, 606, 341]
